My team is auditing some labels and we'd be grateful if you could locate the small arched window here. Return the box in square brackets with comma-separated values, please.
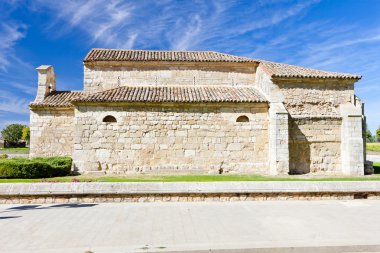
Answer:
[236, 115, 249, 123]
[103, 115, 117, 123]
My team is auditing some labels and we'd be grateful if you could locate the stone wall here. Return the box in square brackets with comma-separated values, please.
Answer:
[254, 66, 282, 103]
[30, 109, 75, 157]
[340, 104, 364, 175]
[276, 81, 354, 116]
[73, 103, 269, 174]
[289, 117, 342, 174]
[83, 62, 257, 93]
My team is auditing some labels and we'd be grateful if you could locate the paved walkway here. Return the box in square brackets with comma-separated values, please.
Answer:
[368, 154, 380, 163]
[1, 200, 380, 253]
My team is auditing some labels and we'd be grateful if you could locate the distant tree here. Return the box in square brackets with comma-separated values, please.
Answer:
[22, 127, 30, 145]
[1, 124, 26, 145]
[376, 126, 380, 142]
[366, 124, 375, 142]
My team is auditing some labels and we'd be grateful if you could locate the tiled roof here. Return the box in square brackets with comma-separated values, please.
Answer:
[84, 48, 255, 63]
[83, 48, 361, 80]
[259, 60, 361, 79]
[30, 91, 83, 108]
[72, 86, 267, 103]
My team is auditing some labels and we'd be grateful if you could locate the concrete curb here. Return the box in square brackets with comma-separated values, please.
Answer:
[1, 181, 380, 196]
[147, 244, 380, 253]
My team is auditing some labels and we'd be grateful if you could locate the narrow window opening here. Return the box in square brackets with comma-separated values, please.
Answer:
[103, 115, 117, 123]
[236, 115, 249, 123]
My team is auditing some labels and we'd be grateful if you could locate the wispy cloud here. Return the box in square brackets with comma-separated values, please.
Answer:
[31, 0, 318, 51]
[8, 82, 36, 96]
[0, 90, 29, 115]
[32, 0, 138, 48]
[170, 14, 203, 50]
[0, 22, 27, 71]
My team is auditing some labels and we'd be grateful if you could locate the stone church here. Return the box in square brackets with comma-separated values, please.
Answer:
[30, 48, 367, 176]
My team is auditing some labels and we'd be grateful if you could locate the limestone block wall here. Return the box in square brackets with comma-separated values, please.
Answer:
[289, 117, 342, 174]
[276, 81, 354, 116]
[73, 103, 269, 174]
[83, 62, 256, 93]
[254, 66, 283, 103]
[30, 109, 75, 157]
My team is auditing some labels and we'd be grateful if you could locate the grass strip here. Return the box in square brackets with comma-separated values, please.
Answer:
[0, 162, 379, 183]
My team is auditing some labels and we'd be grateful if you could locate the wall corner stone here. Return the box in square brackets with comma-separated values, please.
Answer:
[268, 102, 289, 175]
[340, 103, 364, 176]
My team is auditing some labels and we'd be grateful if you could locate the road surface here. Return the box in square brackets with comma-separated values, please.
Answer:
[1, 200, 380, 252]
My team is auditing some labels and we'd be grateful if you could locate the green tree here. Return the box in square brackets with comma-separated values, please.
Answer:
[1, 124, 26, 145]
[22, 127, 30, 144]
[376, 126, 380, 142]
[366, 124, 374, 142]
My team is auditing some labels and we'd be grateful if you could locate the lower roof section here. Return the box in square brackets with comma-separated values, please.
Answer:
[30, 86, 267, 108]
[30, 91, 83, 108]
[73, 86, 267, 104]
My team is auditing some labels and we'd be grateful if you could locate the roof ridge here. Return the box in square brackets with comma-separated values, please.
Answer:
[84, 48, 256, 63]
[90, 48, 225, 54]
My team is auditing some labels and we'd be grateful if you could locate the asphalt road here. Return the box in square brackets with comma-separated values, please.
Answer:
[1, 200, 380, 253]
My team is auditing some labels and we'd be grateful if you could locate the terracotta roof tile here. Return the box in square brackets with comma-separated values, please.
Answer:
[30, 91, 84, 108]
[259, 60, 361, 79]
[72, 86, 267, 104]
[84, 48, 361, 80]
[84, 48, 255, 63]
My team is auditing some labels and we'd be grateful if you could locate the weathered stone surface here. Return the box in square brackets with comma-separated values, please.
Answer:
[72, 103, 269, 174]
[30, 108, 74, 157]
[83, 62, 257, 93]
[289, 117, 342, 174]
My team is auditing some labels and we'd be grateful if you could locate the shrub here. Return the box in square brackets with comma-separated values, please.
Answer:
[0, 154, 8, 159]
[0, 156, 72, 179]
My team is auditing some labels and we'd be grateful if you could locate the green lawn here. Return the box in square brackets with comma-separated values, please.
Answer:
[0, 162, 379, 183]
[367, 143, 380, 152]
[0, 147, 29, 154]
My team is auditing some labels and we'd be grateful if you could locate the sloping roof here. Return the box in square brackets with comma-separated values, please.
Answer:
[84, 48, 255, 63]
[30, 91, 84, 108]
[259, 60, 361, 79]
[72, 86, 267, 104]
[83, 48, 361, 80]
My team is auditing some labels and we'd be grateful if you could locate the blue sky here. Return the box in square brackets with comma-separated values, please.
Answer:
[0, 0, 380, 133]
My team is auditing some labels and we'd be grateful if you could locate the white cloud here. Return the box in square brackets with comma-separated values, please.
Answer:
[170, 15, 203, 50]
[31, 0, 318, 51]
[9, 82, 36, 96]
[32, 0, 137, 48]
[0, 90, 30, 115]
[0, 23, 27, 71]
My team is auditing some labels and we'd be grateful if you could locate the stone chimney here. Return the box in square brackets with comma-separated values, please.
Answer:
[35, 65, 56, 102]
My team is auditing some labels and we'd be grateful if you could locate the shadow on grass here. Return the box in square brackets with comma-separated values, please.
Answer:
[374, 163, 380, 174]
